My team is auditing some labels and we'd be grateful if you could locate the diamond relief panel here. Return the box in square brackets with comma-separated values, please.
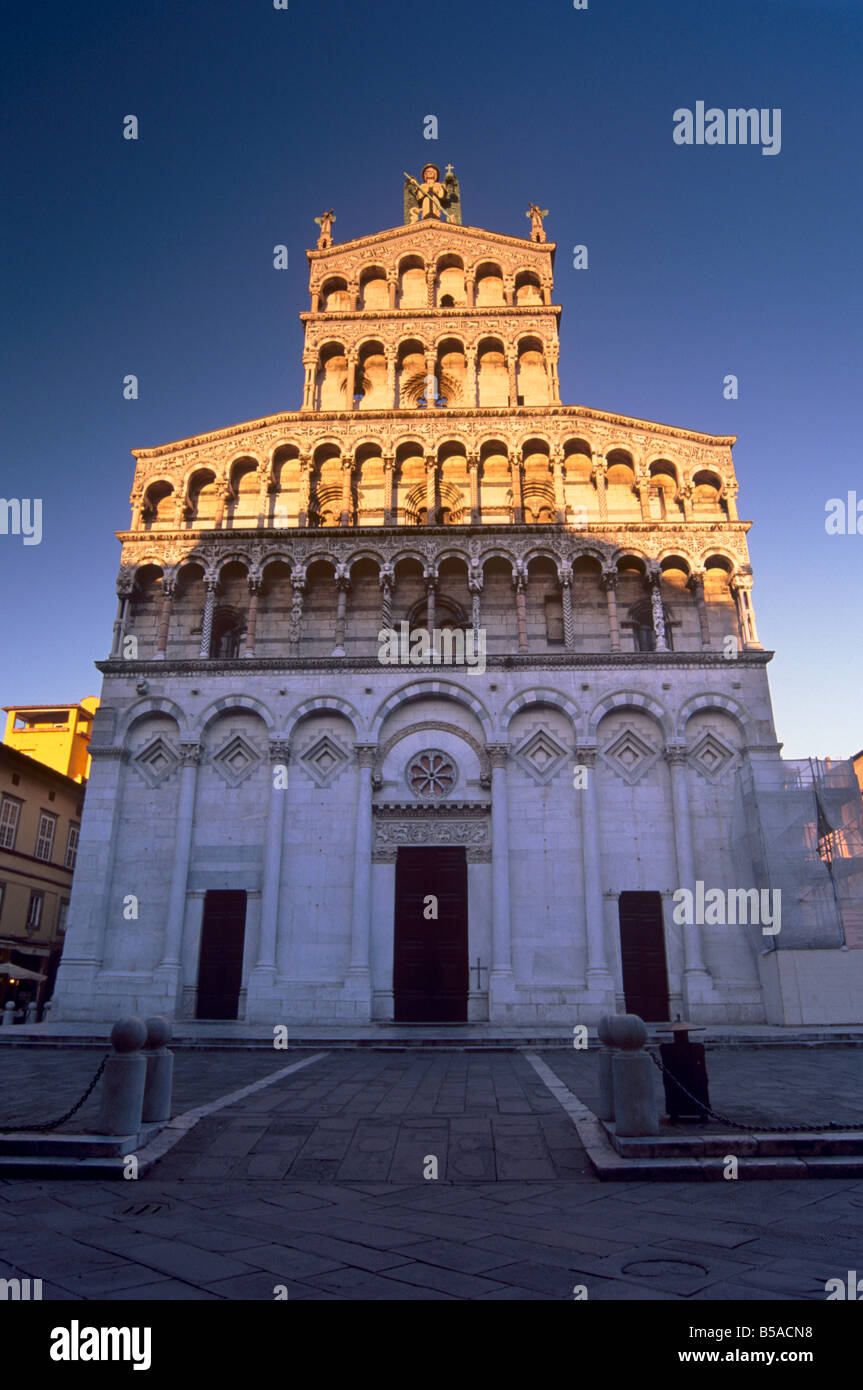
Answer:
[514, 728, 570, 785]
[688, 730, 736, 782]
[600, 727, 659, 785]
[211, 733, 263, 787]
[300, 733, 350, 788]
[132, 736, 180, 788]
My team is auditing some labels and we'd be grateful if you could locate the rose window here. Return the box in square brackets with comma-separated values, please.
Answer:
[407, 751, 456, 799]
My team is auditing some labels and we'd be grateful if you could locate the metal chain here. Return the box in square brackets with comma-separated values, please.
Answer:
[647, 1049, 860, 1133]
[0, 1054, 108, 1134]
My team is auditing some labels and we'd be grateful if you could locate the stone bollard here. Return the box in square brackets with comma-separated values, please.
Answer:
[96, 1018, 148, 1136]
[25, 1002, 38, 1024]
[41, 1001, 52, 1021]
[596, 1015, 616, 1121]
[609, 1013, 659, 1137]
[142, 1016, 174, 1123]
[0, 1002, 15, 1027]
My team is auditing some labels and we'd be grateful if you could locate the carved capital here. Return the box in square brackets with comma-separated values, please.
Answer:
[355, 743, 378, 769]
[486, 743, 509, 769]
[269, 740, 291, 764]
[179, 742, 202, 767]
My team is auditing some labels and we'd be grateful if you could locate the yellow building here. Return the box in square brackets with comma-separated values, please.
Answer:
[2, 697, 99, 783]
[0, 744, 85, 1015]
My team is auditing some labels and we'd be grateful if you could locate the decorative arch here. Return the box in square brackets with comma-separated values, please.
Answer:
[375, 721, 490, 783]
[284, 696, 361, 740]
[677, 692, 755, 742]
[501, 687, 581, 734]
[197, 694, 275, 735]
[119, 696, 189, 742]
[370, 680, 492, 741]
[587, 689, 672, 740]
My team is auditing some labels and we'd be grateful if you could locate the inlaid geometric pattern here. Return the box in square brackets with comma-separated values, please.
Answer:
[600, 727, 659, 785]
[406, 750, 456, 800]
[688, 730, 736, 782]
[131, 736, 180, 788]
[211, 733, 263, 787]
[513, 727, 569, 785]
[301, 733, 350, 788]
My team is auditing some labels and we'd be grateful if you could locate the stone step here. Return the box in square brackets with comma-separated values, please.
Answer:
[609, 1129, 863, 1159]
[0, 1128, 157, 1159]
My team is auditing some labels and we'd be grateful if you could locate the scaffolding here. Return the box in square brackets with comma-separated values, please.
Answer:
[733, 757, 863, 951]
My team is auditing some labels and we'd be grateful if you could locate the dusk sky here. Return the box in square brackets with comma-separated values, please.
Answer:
[3, 0, 861, 758]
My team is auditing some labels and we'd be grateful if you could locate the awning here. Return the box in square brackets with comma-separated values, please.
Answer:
[0, 964, 47, 981]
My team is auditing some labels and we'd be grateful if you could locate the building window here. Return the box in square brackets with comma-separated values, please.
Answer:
[26, 891, 43, 932]
[57, 899, 69, 933]
[0, 797, 21, 850]
[65, 823, 80, 869]
[35, 813, 57, 862]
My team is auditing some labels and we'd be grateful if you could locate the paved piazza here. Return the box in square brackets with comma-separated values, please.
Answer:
[1, 1047, 863, 1300]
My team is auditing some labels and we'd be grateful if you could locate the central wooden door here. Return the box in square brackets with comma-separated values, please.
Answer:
[196, 889, 247, 1020]
[618, 890, 670, 1021]
[394, 847, 468, 1022]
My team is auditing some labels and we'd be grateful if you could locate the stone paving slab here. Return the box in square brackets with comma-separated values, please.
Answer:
[2, 1046, 863, 1300]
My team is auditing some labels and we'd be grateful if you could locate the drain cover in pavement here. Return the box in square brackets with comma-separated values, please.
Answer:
[113, 1201, 171, 1218]
[622, 1258, 708, 1277]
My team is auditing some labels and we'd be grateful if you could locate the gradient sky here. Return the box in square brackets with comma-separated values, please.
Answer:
[2, 0, 861, 757]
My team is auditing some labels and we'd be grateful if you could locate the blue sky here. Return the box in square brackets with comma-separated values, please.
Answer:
[2, 0, 861, 757]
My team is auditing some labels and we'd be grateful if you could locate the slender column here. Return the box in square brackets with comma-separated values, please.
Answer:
[688, 572, 712, 650]
[508, 352, 518, 407]
[510, 455, 523, 523]
[424, 352, 436, 404]
[159, 743, 201, 970]
[297, 455, 311, 527]
[347, 745, 376, 994]
[425, 268, 435, 307]
[154, 578, 175, 659]
[732, 577, 760, 647]
[601, 569, 621, 652]
[348, 281, 360, 310]
[130, 493, 143, 530]
[666, 746, 710, 980]
[386, 352, 396, 409]
[548, 347, 561, 404]
[213, 479, 230, 529]
[344, 356, 356, 410]
[425, 454, 437, 524]
[487, 744, 515, 988]
[382, 455, 395, 524]
[636, 468, 651, 521]
[724, 480, 739, 521]
[513, 573, 528, 652]
[310, 289, 320, 312]
[649, 570, 669, 651]
[503, 279, 514, 306]
[680, 482, 693, 522]
[552, 451, 566, 523]
[387, 274, 397, 308]
[577, 747, 614, 985]
[465, 274, 475, 308]
[257, 463, 271, 526]
[288, 572, 306, 654]
[468, 572, 483, 632]
[199, 580, 217, 658]
[111, 590, 132, 656]
[301, 355, 316, 409]
[332, 572, 350, 655]
[560, 574, 575, 649]
[425, 575, 437, 634]
[592, 453, 608, 520]
[468, 454, 480, 523]
[244, 578, 261, 657]
[465, 351, 477, 406]
[340, 455, 354, 526]
[379, 569, 393, 630]
[255, 741, 290, 973]
[541, 280, 551, 306]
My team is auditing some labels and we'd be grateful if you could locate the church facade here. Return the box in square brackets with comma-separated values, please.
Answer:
[53, 166, 863, 1029]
